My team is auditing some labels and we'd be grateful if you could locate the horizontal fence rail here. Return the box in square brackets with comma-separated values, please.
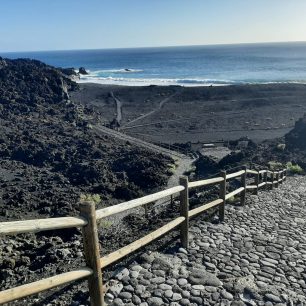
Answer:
[0, 166, 287, 305]
[0, 216, 87, 235]
[188, 177, 223, 189]
[0, 268, 93, 305]
[100, 216, 185, 268]
[95, 185, 184, 220]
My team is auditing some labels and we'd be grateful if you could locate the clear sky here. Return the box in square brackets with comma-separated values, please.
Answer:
[1, 0, 306, 52]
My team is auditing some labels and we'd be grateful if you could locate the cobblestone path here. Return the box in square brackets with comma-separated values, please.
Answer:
[106, 176, 306, 306]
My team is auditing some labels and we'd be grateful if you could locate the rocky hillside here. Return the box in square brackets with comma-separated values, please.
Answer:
[0, 57, 173, 220]
[0, 58, 176, 304]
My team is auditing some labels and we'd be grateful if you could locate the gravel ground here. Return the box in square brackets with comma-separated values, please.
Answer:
[105, 176, 306, 306]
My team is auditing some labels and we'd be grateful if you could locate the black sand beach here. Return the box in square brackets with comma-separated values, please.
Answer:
[71, 83, 306, 144]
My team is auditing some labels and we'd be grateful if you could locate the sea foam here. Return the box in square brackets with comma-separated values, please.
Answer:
[78, 75, 240, 87]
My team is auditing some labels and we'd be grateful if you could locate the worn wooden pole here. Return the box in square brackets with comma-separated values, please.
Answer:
[254, 170, 259, 195]
[240, 166, 247, 206]
[144, 204, 149, 218]
[275, 171, 280, 188]
[271, 172, 275, 190]
[179, 176, 189, 249]
[219, 171, 226, 222]
[279, 170, 283, 185]
[79, 202, 104, 306]
[284, 169, 287, 182]
[264, 170, 268, 189]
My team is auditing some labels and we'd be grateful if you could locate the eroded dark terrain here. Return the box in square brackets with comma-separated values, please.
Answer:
[0, 58, 175, 305]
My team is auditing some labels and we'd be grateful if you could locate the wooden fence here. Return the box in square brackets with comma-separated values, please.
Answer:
[0, 166, 287, 305]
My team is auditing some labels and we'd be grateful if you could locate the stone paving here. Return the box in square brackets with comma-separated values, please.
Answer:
[106, 176, 306, 306]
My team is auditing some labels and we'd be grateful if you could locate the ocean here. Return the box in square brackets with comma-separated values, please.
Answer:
[2, 42, 306, 86]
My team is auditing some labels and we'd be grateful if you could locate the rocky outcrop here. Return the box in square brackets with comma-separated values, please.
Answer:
[285, 114, 306, 150]
[0, 58, 78, 107]
[78, 67, 88, 75]
[58, 67, 80, 82]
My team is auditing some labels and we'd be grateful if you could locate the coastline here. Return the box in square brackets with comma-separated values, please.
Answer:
[77, 76, 306, 87]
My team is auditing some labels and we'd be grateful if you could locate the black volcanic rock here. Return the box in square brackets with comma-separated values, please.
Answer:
[285, 114, 306, 150]
[58, 67, 77, 76]
[0, 58, 78, 107]
[0, 56, 8, 69]
[78, 67, 88, 75]
[0, 58, 173, 220]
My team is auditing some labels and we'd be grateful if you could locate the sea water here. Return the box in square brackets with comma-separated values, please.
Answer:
[2, 42, 306, 86]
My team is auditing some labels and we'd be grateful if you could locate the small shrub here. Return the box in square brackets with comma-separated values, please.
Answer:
[79, 193, 101, 204]
[227, 196, 237, 204]
[276, 143, 286, 151]
[286, 162, 303, 174]
[97, 220, 113, 229]
[268, 161, 283, 171]
[167, 163, 177, 175]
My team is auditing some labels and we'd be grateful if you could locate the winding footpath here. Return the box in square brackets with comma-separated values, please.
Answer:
[93, 125, 186, 159]
[111, 92, 123, 124]
[106, 176, 306, 306]
[122, 91, 181, 128]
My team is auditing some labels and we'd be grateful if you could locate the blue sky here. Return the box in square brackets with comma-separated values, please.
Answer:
[1, 0, 306, 52]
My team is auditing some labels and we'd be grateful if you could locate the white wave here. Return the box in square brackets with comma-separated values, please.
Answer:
[78, 75, 240, 87]
[89, 68, 143, 75]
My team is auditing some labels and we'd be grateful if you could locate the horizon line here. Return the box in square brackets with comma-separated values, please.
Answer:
[1, 40, 306, 54]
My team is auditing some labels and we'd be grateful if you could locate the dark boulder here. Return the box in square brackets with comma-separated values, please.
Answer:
[285, 114, 306, 150]
[78, 67, 88, 75]
[58, 67, 78, 76]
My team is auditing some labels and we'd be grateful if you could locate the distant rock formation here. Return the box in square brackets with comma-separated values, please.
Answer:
[0, 58, 78, 107]
[58, 67, 80, 81]
[78, 67, 88, 75]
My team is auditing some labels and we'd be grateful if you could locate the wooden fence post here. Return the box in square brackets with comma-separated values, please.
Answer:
[79, 202, 104, 306]
[254, 171, 260, 195]
[275, 171, 279, 188]
[179, 176, 189, 249]
[279, 171, 283, 185]
[219, 171, 226, 222]
[264, 170, 268, 188]
[144, 204, 149, 218]
[271, 172, 275, 190]
[284, 169, 287, 182]
[240, 166, 247, 206]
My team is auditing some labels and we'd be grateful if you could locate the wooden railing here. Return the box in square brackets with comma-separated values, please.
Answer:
[0, 166, 287, 305]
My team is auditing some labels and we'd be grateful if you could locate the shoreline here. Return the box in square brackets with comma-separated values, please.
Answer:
[77, 78, 306, 87]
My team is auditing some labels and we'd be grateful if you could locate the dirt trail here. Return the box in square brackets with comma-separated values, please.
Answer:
[122, 90, 181, 127]
[110, 91, 122, 124]
[166, 157, 195, 189]
[93, 125, 186, 159]
[154, 155, 196, 212]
